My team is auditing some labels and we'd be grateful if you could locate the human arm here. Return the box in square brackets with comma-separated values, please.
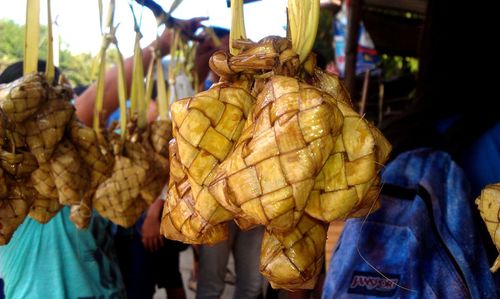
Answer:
[74, 17, 207, 126]
[141, 197, 165, 252]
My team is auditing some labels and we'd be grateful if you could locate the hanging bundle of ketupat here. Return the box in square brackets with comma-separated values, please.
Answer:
[1, 0, 392, 289]
[476, 183, 500, 273]
[160, 0, 391, 290]
[0, 0, 185, 243]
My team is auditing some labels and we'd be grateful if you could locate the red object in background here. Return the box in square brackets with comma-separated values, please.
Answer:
[326, 61, 340, 76]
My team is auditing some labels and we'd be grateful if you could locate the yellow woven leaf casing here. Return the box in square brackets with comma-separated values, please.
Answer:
[209, 37, 298, 80]
[92, 134, 149, 228]
[0, 168, 7, 198]
[0, 73, 48, 123]
[122, 137, 151, 169]
[50, 139, 88, 206]
[0, 179, 35, 245]
[137, 128, 169, 205]
[69, 194, 93, 229]
[312, 68, 351, 105]
[24, 94, 75, 164]
[94, 151, 147, 214]
[140, 151, 169, 205]
[67, 118, 112, 229]
[68, 117, 112, 190]
[304, 104, 389, 222]
[304, 73, 391, 222]
[209, 76, 343, 233]
[161, 139, 229, 245]
[94, 194, 147, 228]
[124, 139, 159, 201]
[93, 123, 156, 227]
[0, 150, 38, 178]
[1, 117, 27, 149]
[260, 214, 327, 290]
[30, 163, 58, 199]
[150, 119, 172, 157]
[476, 183, 500, 272]
[0, 113, 5, 148]
[168, 83, 255, 235]
[28, 192, 62, 224]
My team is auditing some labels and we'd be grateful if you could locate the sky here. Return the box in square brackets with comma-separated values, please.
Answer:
[0, 0, 288, 58]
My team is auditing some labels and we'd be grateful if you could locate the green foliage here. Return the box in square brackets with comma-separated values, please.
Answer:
[0, 19, 48, 67]
[312, 9, 334, 67]
[0, 19, 25, 62]
[380, 54, 419, 80]
[106, 47, 121, 66]
[59, 49, 94, 87]
[0, 18, 94, 87]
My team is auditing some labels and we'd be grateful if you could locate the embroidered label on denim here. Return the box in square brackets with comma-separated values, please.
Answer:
[348, 271, 400, 297]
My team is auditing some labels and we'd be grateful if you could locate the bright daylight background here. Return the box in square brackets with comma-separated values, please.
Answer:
[0, 0, 288, 58]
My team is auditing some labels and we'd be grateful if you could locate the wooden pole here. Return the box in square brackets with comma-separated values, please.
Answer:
[344, 0, 363, 96]
[378, 82, 384, 125]
[359, 69, 370, 115]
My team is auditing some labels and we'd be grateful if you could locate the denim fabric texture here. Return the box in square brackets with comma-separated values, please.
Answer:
[323, 149, 498, 299]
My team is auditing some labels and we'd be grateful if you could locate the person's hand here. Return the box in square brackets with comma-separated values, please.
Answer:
[141, 198, 165, 252]
[194, 32, 230, 86]
[157, 16, 208, 55]
[141, 211, 164, 252]
[171, 16, 209, 39]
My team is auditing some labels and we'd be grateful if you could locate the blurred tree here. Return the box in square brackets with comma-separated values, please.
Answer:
[0, 20, 48, 68]
[0, 19, 93, 87]
[0, 19, 26, 62]
[59, 49, 94, 87]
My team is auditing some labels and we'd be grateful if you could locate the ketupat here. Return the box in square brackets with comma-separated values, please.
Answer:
[122, 131, 157, 203]
[476, 183, 500, 272]
[68, 117, 113, 191]
[95, 194, 148, 228]
[0, 178, 35, 245]
[67, 118, 100, 230]
[94, 153, 146, 214]
[0, 150, 38, 178]
[24, 84, 74, 163]
[150, 119, 172, 157]
[30, 163, 58, 199]
[50, 139, 89, 206]
[92, 135, 149, 228]
[260, 214, 327, 290]
[161, 139, 229, 245]
[140, 151, 169, 205]
[69, 194, 93, 229]
[0, 114, 37, 179]
[0, 0, 126, 238]
[1, 114, 28, 150]
[312, 68, 351, 105]
[209, 75, 343, 233]
[0, 73, 48, 123]
[161, 82, 255, 242]
[138, 129, 169, 205]
[0, 168, 7, 197]
[162, 29, 390, 290]
[304, 75, 391, 222]
[29, 192, 62, 224]
[93, 131, 150, 228]
[0, 112, 5, 147]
